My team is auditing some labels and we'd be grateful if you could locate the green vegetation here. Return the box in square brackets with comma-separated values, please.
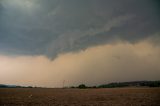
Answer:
[98, 81, 160, 88]
[75, 81, 160, 89]
[1, 81, 160, 88]
[78, 84, 87, 89]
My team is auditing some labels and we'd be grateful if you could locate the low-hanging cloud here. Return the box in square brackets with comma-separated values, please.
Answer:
[0, 39, 160, 87]
[0, 0, 160, 87]
[0, 0, 159, 58]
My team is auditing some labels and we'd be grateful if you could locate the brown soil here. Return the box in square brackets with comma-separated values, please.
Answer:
[0, 88, 160, 106]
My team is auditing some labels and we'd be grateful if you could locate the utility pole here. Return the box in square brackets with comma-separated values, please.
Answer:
[62, 80, 65, 88]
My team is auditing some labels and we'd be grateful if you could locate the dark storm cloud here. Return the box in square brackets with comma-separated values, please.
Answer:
[0, 0, 159, 58]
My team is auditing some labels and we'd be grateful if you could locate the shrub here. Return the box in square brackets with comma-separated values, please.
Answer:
[78, 84, 87, 89]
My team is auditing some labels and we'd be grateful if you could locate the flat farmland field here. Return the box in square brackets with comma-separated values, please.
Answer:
[0, 88, 160, 106]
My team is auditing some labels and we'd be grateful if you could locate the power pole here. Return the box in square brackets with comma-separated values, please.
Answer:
[62, 80, 65, 88]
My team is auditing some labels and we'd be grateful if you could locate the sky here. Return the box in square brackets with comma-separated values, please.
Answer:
[0, 0, 160, 87]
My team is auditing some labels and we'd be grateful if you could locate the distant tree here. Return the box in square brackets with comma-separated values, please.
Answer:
[27, 86, 33, 88]
[78, 84, 87, 89]
[70, 86, 75, 88]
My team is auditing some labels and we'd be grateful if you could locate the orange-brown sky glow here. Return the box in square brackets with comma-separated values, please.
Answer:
[0, 0, 160, 87]
[0, 39, 160, 87]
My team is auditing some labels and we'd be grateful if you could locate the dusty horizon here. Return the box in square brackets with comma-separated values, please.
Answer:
[0, 0, 160, 87]
[0, 39, 160, 87]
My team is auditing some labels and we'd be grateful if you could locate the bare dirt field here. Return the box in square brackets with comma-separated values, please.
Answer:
[0, 88, 160, 106]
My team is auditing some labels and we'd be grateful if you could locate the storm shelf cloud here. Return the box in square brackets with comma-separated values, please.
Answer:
[0, 0, 160, 87]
